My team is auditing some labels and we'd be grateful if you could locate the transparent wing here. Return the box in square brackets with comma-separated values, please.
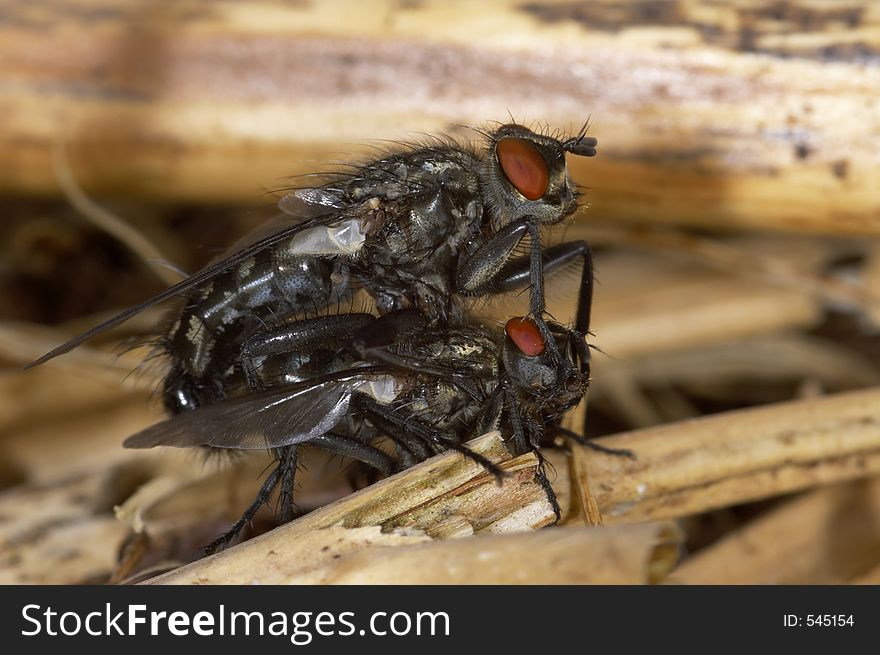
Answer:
[124, 369, 392, 450]
[25, 201, 344, 369]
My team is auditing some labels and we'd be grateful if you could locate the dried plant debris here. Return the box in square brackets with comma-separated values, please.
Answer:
[0, 57, 880, 584]
[5, 218, 880, 584]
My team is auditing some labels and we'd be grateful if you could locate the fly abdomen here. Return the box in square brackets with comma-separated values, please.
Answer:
[161, 247, 348, 413]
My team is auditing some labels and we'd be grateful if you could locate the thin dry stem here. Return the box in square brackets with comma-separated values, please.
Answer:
[576, 387, 880, 523]
[671, 476, 880, 584]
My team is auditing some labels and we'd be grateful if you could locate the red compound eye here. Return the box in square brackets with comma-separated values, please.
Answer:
[496, 137, 549, 200]
[505, 316, 545, 356]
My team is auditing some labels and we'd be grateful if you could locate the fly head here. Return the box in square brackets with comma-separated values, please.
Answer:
[479, 123, 597, 232]
[502, 316, 588, 416]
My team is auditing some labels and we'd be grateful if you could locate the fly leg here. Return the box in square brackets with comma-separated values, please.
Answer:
[205, 454, 286, 555]
[476, 386, 504, 436]
[502, 380, 562, 523]
[457, 221, 555, 354]
[205, 433, 397, 555]
[457, 220, 594, 366]
[490, 238, 595, 374]
[553, 425, 636, 459]
[492, 239, 595, 347]
[351, 394, 434, 465]
[275, 446, 299, 525]
[310, 433, 396, 476]
[352, 395, 507, 479]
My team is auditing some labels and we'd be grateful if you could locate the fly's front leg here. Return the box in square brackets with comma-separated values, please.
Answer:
[456, 219, 560, 362]
[554, 425, 636, 459]
[489, 239, 594, 331]
[490, 239, 595, 373]
[457, 221, 595, 366]
[523, 222, 560, 364]
[456, 221, 531, 298]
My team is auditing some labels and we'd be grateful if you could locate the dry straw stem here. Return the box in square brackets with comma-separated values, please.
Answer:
[2, 0, 877, 233]
[0, 472, 131, 584]
[179, 523, 680, 585]
[576, 387, 880, 523]
[52, 140, 181, 286]
[581, 228, 877, 320]
[147, 433, 674, 585]
[671, 476, 880, 584]
[0, 394, 161, 483]
[852, 563, 880, 585]
[590, 334, 880, 428]
[591, 253, 822, 359]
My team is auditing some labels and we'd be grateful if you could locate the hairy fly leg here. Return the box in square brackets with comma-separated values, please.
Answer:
[276, 446, 299, 525]
[352, 394, 507, 480]
[205, 450, 286, 555]
[309, 433, 396, 476]
[456, 219, 595, 374]
[205, 433, 399, 554]
[553, 425, 636, 459]
[500, 378, 561, 522]
[456, 219, 565, 363]
[351, 395, 435, 465]
[492, 239, 596, 353]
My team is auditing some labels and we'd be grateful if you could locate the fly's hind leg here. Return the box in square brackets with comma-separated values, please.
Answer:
[352, 394, 507, 480]
[275, 446, 299, 525]
[205, 449, 288, 555]
[206, 432, 401, 555]
[554, 425, 636, 459]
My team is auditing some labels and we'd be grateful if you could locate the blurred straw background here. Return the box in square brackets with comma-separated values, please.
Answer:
[1, 0, 879, 584]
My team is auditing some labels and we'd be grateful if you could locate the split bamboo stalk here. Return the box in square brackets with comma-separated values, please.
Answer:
[151, 523, 680, 585]
[670, 476, 880, 584]
[1, 0, 877, 233]
[148, 432, 565, 584]
[576, 386, 880, 523]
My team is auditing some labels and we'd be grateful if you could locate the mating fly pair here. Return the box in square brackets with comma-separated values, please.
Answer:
[28, 121, 626, 551]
